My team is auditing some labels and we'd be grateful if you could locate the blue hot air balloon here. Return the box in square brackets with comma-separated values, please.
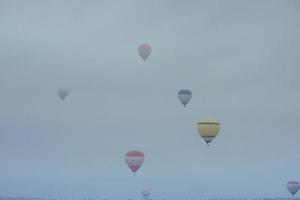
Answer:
[177, 89, 192, 107]
[287, 181, 300, 196]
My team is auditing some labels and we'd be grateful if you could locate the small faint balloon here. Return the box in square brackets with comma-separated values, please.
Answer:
[197, 117, 220, 146]
[178, 89, 192, 107]
[142, 190, 150, 200]
[57, 89, 69, 100]
[125, 150, 144, 175]
[287, 181, 300, 196]
[138, 44, 152, 61]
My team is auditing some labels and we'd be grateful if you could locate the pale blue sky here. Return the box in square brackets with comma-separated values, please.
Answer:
[0, 0, 299, 199]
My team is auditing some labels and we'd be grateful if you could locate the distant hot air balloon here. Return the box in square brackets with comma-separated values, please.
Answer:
[197, 117, 220, 146]
[142, 190, 150, 200]
[137, 44, 151, 61]
[57, 89, 69, 100]
[287, 181, 300, 196]
[178, 89, 192, 107]
[125, 150, 144, 175]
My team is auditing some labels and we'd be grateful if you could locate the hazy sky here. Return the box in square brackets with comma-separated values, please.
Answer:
[0, 0, 300, 199]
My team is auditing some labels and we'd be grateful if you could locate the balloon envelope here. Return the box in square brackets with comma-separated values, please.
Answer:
[197, 117, 220, 146]
[178, 89, 192, 107]
[138, 44, 151, 61]
[287, 181, 300, 196]
[57, 89, 69, 100]
[125, 150, 144, 175]
[142, 190, 150, 200]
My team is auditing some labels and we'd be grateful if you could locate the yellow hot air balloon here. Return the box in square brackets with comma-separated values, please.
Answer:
[197, 117, 220, 146]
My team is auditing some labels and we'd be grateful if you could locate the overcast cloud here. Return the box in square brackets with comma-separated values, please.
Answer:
[0, 0, 300, 199]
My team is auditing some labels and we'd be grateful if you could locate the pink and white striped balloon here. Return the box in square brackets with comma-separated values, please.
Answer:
[137, 44, 152, 61]
[125, 150, 145, 175]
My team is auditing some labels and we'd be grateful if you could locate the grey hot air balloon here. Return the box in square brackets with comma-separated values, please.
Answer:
[57, 89, 69, 100]
[177, 89, 192, 107]
[137, 44, 151, 61]
[287, 181, 300, 196]
[142, 190, 150, 200]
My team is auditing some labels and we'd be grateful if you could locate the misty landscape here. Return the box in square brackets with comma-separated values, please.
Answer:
[0, 0, 299, 200]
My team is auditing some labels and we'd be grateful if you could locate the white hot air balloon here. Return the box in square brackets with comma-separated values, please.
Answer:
[287, 181, 300, 196]
[142, 190, 150, 200]
[57, 89, 69, 101]
[177, 89, 192, 107]
[137, 44, 151, 62]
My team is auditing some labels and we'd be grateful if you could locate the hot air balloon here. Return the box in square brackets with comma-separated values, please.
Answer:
[137, 44, 151, 61]
[57, 89, 69, 100]
[197, 117, 220, 146]
[142, 190, 150, 200]
[125, 150, 144, 175]
[178, 89, 192, 107]
[287, 181, 300, 196]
